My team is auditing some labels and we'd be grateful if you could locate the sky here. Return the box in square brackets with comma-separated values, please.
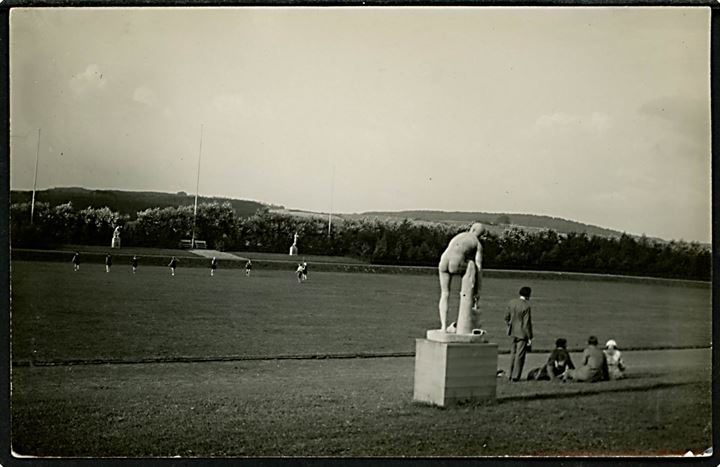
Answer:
[10, 7, 711, 243]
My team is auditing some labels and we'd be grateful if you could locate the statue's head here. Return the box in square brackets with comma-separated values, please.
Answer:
[470, 223, 485, 237]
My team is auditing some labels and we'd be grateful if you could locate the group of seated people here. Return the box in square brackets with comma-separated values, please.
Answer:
[526, 336, 625, 382]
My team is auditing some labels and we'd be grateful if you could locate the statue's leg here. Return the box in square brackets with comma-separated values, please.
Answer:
[438, 270, 451, 331]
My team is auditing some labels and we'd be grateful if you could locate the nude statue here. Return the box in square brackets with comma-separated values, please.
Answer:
[111, 225, 122, 248]
[289, 232, 299, 256]
[437, 222, 484, 331]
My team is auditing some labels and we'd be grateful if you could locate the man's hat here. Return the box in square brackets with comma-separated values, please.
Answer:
[606, 339, 618, 349]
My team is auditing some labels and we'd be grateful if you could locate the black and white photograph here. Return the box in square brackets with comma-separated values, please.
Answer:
[7, 5, 712, 458]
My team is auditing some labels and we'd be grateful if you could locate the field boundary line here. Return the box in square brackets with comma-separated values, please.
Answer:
[11, 351, 416, 367]
[11, 345, 710, 368]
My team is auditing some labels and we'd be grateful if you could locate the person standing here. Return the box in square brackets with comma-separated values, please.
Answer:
[71, 251, 80, 272]
[131, 256, 138, 274]
[169, 256, 178, 276]
[296, 263, 304, 283]
[245, 259, 252, 276]
[505, 286, 533, 382]
[105, 253, 113, 273]
[210, 257, 217, 277]
[301, 261, 308, 281]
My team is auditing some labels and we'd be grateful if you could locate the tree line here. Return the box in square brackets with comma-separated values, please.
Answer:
[11, 201, 710, 281]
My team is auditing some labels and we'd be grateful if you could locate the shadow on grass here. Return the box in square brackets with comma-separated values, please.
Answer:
[413, 373, 703, 410]
[497, 379, 697, 404]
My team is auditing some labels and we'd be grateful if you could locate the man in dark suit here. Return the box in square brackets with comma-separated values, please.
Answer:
[505, 286, 533, 381]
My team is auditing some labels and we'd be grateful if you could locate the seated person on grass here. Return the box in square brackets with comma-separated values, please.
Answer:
[527, 337, 574, 381]
[562, 335, 609, 383]
[604, 339, 626, 380]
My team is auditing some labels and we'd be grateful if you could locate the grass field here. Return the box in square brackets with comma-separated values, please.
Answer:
[11, 350, 712, 456]
[9, 260, 713, 457]
[228, 250, 367, 264]
[11, 261, 710, 363]
[54, 245, 368, 265]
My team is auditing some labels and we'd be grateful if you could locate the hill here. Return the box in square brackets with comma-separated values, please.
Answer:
[12, 188, 663, 241]
[354, 210, 627, 238]
[11, 187, 268, 219]
[273, 208, 630, 239]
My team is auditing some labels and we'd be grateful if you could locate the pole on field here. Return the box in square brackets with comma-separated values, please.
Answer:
[328, 164, 335, 237]
[30, 128, 41, 224]
[191, 124, 203, 248]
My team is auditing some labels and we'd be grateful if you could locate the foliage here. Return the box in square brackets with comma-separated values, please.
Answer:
[11, 202, 123, 247]
[10, 202, 710, 281]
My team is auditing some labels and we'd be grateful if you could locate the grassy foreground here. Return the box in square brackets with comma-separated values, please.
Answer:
[11, 350, 712, 457]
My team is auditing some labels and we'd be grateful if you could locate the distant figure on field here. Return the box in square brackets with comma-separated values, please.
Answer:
[563, 336, 609, 383]
[296, 263, 304, 283]
[505, 286, 533, 382]
[105, 254, 113, 273]
[71, 251, 80, 272]
[527, 337, 574, 381]
[604, 339, 626, 380]
[210, 257, 217, 277]
[245, 259, 252, 276]
[301, 261, 308, 281]
[169, 256, 178, 276]
[437, 222, 485, 330]
[131, 255, 138, 274]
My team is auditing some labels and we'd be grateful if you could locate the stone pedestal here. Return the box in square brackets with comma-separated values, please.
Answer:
[413, 337, 498, 407]
[289, 245, 298, 256]
[111, 237, 121, 249]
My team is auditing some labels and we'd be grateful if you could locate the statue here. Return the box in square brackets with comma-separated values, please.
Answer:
[414, 221, 496, 408]
[111, 226, 121, 249]
[437, 222, 484, 333]
[289, 232, 299, 256]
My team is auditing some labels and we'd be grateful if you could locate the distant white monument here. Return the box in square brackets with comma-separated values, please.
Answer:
[111, 226, 121, 249]
[289, 232, 299, 256]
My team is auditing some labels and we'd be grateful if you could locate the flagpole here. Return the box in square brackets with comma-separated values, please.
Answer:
[30, 128, 41, 224]
[328, 164, 335, 237]
[191, 124, 203, 248]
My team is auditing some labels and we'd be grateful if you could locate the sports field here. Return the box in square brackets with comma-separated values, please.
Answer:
[9, 260, 713, 457]
[11, 261, 710, 363]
